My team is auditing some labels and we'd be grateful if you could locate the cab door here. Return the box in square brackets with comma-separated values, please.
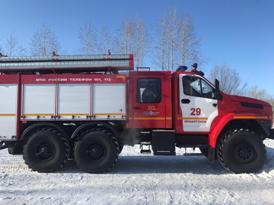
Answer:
[179, 74, 218, 132]
[128, 72, 172, 129]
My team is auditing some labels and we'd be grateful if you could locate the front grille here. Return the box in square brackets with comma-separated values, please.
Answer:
[240, 102, 264, 109]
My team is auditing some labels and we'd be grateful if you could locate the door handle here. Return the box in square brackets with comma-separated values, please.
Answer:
[181, 99, 190, 104]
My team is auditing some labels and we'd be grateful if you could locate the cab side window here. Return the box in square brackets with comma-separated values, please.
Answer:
[183, 76, 215, 99]
[137, 78, 161, 103]
[183, 76, 202, 97]
[200, 79, 215, 98]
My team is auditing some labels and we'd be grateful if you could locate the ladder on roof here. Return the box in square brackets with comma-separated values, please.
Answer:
[0, 54, 134, 74]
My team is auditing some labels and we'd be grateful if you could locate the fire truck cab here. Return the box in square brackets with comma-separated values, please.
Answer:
[0, 54, 273, 174]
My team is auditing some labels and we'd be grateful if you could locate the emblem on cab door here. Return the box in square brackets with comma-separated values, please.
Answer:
[143, 111, 159, 116]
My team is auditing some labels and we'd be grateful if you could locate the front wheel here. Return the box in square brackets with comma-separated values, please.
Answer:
[217, 129, 265, 173]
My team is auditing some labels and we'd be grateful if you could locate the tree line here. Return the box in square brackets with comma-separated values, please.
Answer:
[209, 65, 274, 108]
[0, 10, 273, 107]
[0, 10, 201, 70]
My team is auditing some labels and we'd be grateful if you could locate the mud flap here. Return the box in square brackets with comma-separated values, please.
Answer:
[208, 147, 216, 162]
[152, 130, 175, 155]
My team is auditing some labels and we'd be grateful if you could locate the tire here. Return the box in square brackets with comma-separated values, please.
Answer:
[199, 147, 209, 158]
[74, 128, 119, 173]
[118, 144, 124, 154]
[8, 141, 23, 155]
[217, 129, 266, 173]
[8, 147, 15, 155]
[23, 128, 69, 172]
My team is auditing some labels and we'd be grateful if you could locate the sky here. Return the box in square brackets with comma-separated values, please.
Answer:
[0, 0, 274, 96]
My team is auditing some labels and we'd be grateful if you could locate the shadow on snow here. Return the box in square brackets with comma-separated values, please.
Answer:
[61, 146, 274, 175]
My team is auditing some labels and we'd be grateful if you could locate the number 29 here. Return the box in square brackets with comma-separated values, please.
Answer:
[190, 108, 201, 116]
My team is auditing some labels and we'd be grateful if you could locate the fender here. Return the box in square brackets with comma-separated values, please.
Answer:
[20, 122, 67, 142]
[208, 113, 270, 148]
[208, 113, 234, 148]
[71, 122, 119, 140]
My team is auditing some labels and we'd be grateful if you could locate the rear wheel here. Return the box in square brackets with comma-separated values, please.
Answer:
[217, 129, 265, 173]
[118, 144, 124, 154]
[23, 128, 69, 172]
[74, 128, 119, 173]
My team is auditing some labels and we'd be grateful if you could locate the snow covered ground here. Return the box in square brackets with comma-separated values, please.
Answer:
[1, 140, 274, 205]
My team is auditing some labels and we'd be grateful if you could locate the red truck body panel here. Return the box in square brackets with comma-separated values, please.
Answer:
[0, 70, 272, 150]
[127, 71, 172, 129]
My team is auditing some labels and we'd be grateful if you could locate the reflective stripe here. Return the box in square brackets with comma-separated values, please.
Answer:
[58, 114, 89, 116]
[0, 114, 16, 116]
[22, 114, 53, 117]
[129, 117, 172, 120]
[22, 113, 125, 117]
[177, 117, 208, 120]
[93, 113, 125, 116]
[234, 116, 269, 120]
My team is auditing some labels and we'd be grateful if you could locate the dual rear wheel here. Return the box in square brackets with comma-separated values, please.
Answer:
[74, 128, 119, 173]
[23, 127, 266, 173]
[23, 128, 70, 172]
[23, 127, 120, 173]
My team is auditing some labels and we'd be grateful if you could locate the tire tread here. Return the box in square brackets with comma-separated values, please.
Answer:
[217, 128, 265, 173]
[75, 127, 119, 173]
[23, 127, 70, 172]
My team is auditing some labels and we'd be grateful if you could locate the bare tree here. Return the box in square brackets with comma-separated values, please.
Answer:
[246, 86, 269, 100]
[157, 10, 178, 70]
[247, 86, 274, 118]
[177, 16, 201, 66]
[5, 34, 18, 56]
[98, 26, 113, 54]
[247, 86, 274, 105]
[115, 19, 147, 68]
[134, 19, 146, 68]
[209, 65, 246, 95]
[157, 10, 201, 70]
[79, 24, 98, 54]
[4, 34, 25, 56]
[31, 25, 59, 56]
[116, 21, 134, 54]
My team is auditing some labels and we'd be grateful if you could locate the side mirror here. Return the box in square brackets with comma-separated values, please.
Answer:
[215, 79, 220, 92]
[214, 79, 222, 100]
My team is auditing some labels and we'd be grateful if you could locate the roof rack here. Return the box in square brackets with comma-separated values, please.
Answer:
[0, 54, 134, 74]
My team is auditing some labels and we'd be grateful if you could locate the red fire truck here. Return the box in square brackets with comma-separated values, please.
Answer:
[0, 54, 273, 173]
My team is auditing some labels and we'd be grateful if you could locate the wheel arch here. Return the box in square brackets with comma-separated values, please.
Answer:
[20, 122, 67, 143]
[209, 117, 268, 148]
[71, 122, 119, 141]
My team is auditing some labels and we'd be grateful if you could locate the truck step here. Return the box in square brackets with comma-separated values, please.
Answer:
[140, 142, 151, 154]
[140, 149, 152, 154]
[0, 141, 8, 150]
[154, 151, 176, 156]
[184, 153, 203, 156]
